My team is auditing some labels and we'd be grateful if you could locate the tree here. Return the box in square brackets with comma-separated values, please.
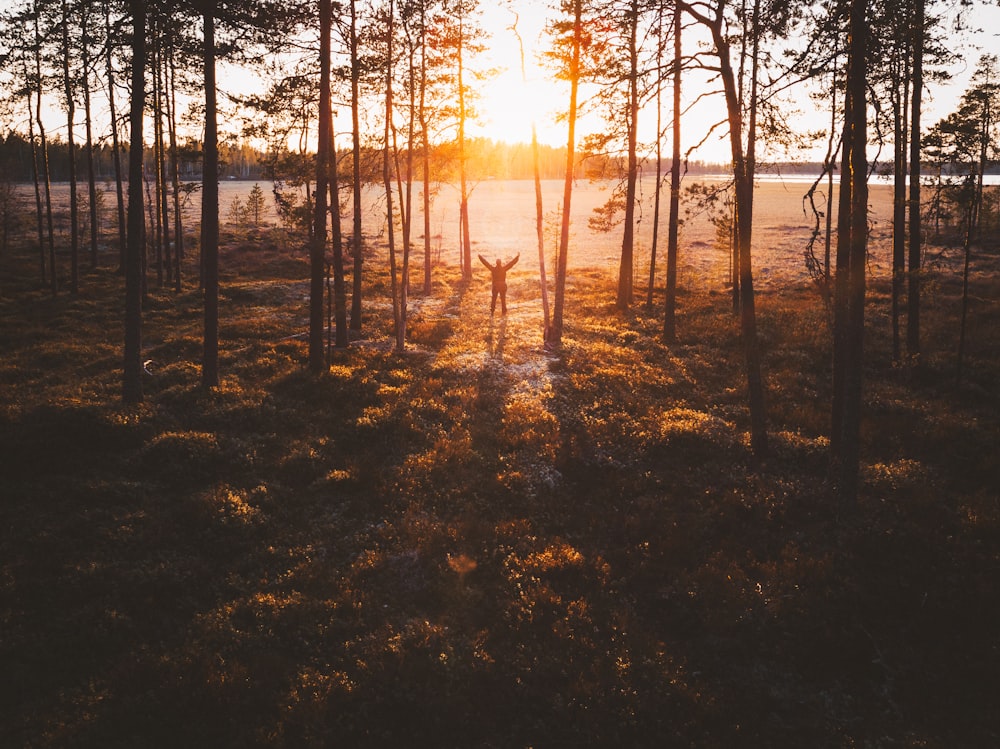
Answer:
[103, 0, 127, 271]
[310, 0, 333, 372]
[123, 0, 145, 405]
[194, 0, 297, 386]
[439, 0, 487, 281]
[682, 0, 771, 463]
[662, 0, 682, 343]
[548, 0, 587, 346]
[59, 0, 80, 293]
[34, 2, 57, 295]
[78, 0, 101, 269]
[508, 5, 552, 340]
[906, 0, 924, 362]
[617, 0, 642, 310]
[830, 0, 868, 503]
[924, 54, 999, 385]
[201, 0, 220, 388]
[349, 0, 365, 330]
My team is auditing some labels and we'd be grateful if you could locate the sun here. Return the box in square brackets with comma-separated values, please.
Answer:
[473, 69, 566, 147]
[470, 4, 567, 147]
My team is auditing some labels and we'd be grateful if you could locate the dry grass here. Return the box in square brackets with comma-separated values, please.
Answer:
[1, 214, 998, 748]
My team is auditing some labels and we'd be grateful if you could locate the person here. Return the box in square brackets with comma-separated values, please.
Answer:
[478, 253, 519, 315]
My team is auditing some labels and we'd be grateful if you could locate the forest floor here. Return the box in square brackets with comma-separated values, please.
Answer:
[1, 224, 999, 748]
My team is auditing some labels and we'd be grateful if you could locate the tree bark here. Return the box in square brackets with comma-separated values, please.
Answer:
[907, 0, 923, 361]
[61, 0, 80, 294]
[349, 0, 364, 331]
[832, 0, 868, 503]
[123, 0, 145, 405]
[551, 0, 583, 346]
[616, 0, 639, 310]
[663, 2, 681, 343]
[104, 0, 127, 272]
[201, 4, 220, 388]
[310, 0, 332, 372]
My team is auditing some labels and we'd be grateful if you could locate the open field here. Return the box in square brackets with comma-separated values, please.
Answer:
[1, 181, 999, 747]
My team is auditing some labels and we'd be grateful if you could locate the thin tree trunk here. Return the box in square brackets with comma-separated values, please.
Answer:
[123, 0, 145, 405]
[330, 127, 348, 348]
[34, 6, 57, 295]
[907, 0, 924, 361]
[81, 5, 100, 270]
[891, 41, 908, 362]
[152, 34, 167, 287]
[617, 0, 639, 310]
[24, 70, 46, 286]
[201, 4, 220, 388]
[394, 19, 416, 351]
[700, 0, 767, 463]
[832, 0, 868, 503]
[663, 2, 681, 342]
[61, 0, 80, 294]
[383, 1, 402, 352]
[957, 93, 991, 386]
[349, 0, 364, 330]
[420, 1, 432, 296]
[647, 5, 664, 313]
[551, 0, 583, 346]
[167, 36, 183, 291]
[511, 11, 550, 338]
[457, 7, 472, 281]
[310, 0, 332, 372]
[104, 0, 127, 271]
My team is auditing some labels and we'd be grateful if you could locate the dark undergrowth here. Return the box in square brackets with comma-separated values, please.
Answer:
[1, 230, 998, 748]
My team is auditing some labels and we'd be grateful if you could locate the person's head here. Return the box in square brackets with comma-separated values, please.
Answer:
[495, 258, 502, 267]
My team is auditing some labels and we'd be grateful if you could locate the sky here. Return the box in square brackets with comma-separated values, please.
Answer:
[465, 0, 1000, 164]
[22, 0, 997, 165]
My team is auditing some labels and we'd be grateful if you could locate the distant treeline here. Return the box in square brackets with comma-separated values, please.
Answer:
[6, 132, 994, 186]
[0, 131, 751, 185]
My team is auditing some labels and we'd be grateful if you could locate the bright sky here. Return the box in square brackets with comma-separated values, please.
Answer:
[35, 0, 996, 165]
[469, 0, 1000, 164]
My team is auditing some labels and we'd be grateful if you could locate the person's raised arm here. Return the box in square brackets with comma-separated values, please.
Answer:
[505, 253, 520, 271]
[478, 254, 492, 269]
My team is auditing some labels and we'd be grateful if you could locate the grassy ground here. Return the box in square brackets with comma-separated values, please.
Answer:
[1, 226, 998, 748]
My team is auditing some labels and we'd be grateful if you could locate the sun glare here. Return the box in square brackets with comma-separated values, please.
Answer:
[472, 4, 567, 147]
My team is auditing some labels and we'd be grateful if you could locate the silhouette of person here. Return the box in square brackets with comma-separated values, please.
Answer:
[479, 253, 519, 315]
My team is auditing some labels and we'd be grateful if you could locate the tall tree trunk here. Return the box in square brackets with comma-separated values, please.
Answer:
[395, 19, 416, 351]
[24, 66, 47, 286]
[647, 5, 665, 313]
[551, 0, 583, 346]
[152, 35, 168, 287]
[201, 4, 220, 388]
[511, 10, 550, 338]
[310, 0, 332, 372]
[832, 0, 868, 503]
[61, 0, 80, 294]
[891, 40, 909, 363]
[167, 37, 183, 291]
[104, 0, 127, 272]
[34, 6, 57, 295]
[420, 1, 432, 296]
[123, 0, 145, 405]
[349, 0, 364, 330]
[907, 0, 924, 361]
[616, 0, 640, 309]
[695, 0, 768, 463]
[383, 1, 402, 352]
[457, 7, 472, 282]
[957, 88, 991, 386]
[81, 5, 100, 270]
[330, 126, 348, 348]
[663, 2, 681, 342]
